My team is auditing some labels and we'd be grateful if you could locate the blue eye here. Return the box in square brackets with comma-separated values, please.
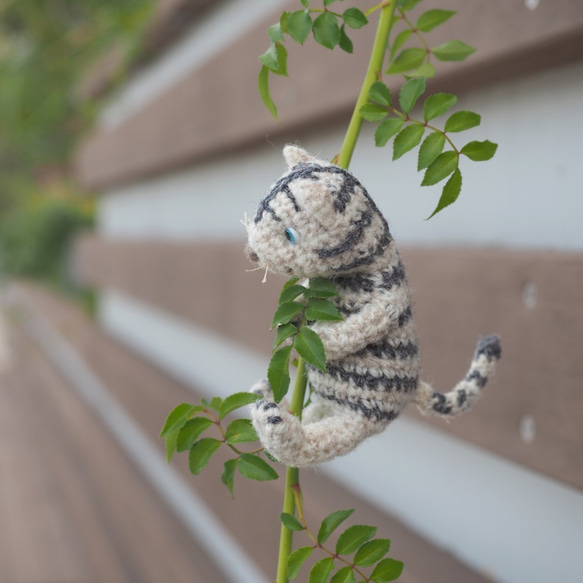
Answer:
[285, 227, 299, 244]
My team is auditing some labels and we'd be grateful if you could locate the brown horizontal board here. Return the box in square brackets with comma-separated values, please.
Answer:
[0, 318, 226, 582]
[75, 0, 583, 190]
[75, 235, 583, 490]
[12, 282, 491, 583]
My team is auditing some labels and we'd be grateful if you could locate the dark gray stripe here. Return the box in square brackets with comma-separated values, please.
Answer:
[475, 335, 502, 361]
[330, 231, 392, 272]
[331, 274, 376, 293]
[398, 306, 412, 327]
[323, 364, 418, 393]
[355, 339, 418, 360]
[457, 389, 468, 407]
[317, 210, 373, 258]
[466, 370, 488, 388]
[379, 260, 407, 290]
[314, 391, 398, 422]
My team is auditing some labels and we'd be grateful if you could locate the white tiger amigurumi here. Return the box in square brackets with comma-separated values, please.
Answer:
[246, 145, 501, 468]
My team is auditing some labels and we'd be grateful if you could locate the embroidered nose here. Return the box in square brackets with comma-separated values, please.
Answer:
[245, 245, 259, 263]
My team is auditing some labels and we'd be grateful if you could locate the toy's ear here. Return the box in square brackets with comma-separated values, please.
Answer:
[283, 145, 313, 169]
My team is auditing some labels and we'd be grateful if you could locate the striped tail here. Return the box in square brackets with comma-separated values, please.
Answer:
[414, 335, 502, 417]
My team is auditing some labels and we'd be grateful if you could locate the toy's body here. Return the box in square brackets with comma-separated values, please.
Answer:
[246, 146, 500, 468]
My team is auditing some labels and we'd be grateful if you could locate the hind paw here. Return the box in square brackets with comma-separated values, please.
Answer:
[250, 379, 274, 400]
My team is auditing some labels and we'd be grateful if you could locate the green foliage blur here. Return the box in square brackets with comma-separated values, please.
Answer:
[0, 0, 154, 296]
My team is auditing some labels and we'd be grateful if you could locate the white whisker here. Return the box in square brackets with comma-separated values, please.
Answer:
[262, 263, 269, 284]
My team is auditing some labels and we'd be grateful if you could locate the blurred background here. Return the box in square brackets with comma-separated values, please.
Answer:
[1, 1, 582, 582]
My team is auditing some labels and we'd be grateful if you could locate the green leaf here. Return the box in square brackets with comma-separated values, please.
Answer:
[273, 323, 299, 350]
[309, 557, 335, 583]
[433, 39, 476, 62]
[288, 546, 314, 580]
[389, 29, 411, 60]
[274, 43, 288, 77]
[324, 0, 340, 4]
[160, 403, 202, 437]
[221, 458, 238, 497]
[306, 278, 338, 298]
[271, 301, 305, 329]
[318, 509, 354, 544]
[238, 453, 278, 481]
[416, 9, 456, 32]
[353, 539, 391, 567]
[208, 397, 223, 411]
[188, 438, 222, 475]
[417, 132, 446, 171]
[339, 24, 353, 53]
[397, 0, 423, 10]
[306, 298, 343, 322]
[165, 431, 178, 462]
[386, 48, 426, 74]
[369, 82, 392, 107]
[375, 118, 404, 147]
[421, 150, 459, 185]
[313, 12, 340, 49]
[279, 284, 307, 304]
[259, 44, 278, 71]
[461, 140, 498, 161]
[331, 566, 356, 583]
[294, 328, 327, 371]
[287, 10, 312, 45]
[280, 11, 289, 33]
[268, 345, 292, 402]
[336, 525, 377, 555]
[281, 512, 305, 531]
[399, 77, 425, 114]
[359, 104, 388, 122]
[407, 62, 435, 78]
[268, 23, 284, 43]
[219, 392, 260, 419]
[370, 558, 404, 582]
[177, 417, 214, 451]
[225, 418, 258, 444]
[427, 168, 462, 219]
[258, 66, 277, 120]
[423, 93, 457, 122]
[301, 0, 309, 6]
[444, 110, 481, 133]
[343, 8, 367, 29]
[392, 124, 425, 160]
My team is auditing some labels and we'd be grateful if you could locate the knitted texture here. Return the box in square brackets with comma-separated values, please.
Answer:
[246, 145, 501, 468]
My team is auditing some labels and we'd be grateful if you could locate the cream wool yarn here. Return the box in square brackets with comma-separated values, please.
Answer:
[246, 145, 501, 468]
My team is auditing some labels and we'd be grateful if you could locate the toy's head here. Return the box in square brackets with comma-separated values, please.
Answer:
[246, 145, 392, 279]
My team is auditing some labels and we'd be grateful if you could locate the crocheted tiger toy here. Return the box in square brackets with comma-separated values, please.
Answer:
[246, 145, 501, 468]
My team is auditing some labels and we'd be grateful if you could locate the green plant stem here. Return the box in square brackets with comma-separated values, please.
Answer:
[337, 1, 398, 169]
[276, 358, 307, 583]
